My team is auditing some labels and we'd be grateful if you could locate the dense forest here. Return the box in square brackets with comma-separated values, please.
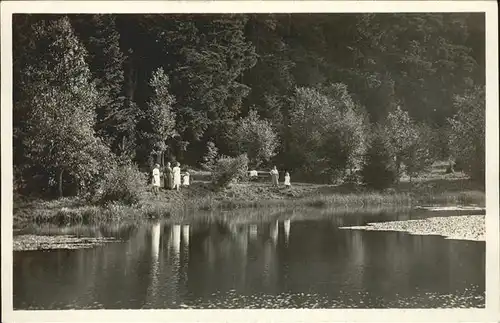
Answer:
[13, 13, 485, 198]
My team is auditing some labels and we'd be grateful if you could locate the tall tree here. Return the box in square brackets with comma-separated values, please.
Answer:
[242, 14, 295, 123]
[154, 14, 257, 161]
[144, 67, 177, 166]
[384, 106, 420, 178]
[13, 14, 52, 193]
[71, 14, 137, 159]
[288, 85, 368, 182]
[20, 17, 111, 197]
[355, 13, 479, 124]
[448, 85, 485, 182]
[12, 13, 485, 190]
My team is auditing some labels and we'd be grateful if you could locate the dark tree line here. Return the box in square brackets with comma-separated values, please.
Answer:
[12, 13, 485, 197]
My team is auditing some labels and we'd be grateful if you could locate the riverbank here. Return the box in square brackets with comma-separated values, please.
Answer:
[339, 214, 485, 241]
[13, 171, 484, 228]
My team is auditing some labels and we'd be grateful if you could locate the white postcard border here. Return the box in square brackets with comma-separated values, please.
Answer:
[1, 1, 498, 322]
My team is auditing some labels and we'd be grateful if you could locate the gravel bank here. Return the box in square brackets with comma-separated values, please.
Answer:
[13, 235, 121, 251]
[415, 206, 485, 212]
[339, 215, 485, 241]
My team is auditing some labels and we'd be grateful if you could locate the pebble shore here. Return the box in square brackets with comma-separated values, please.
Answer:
[13, 235, 120, 251]
[340, 215, 485, 241]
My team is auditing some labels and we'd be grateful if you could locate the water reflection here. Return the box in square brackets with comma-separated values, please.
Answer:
[172, 224, 181, 255]
[151, 222, 161, 260]
[146, 222, 161, 304]
[249, 225, 258, 240]
[283, 219, 291, 245]
[13, 209, 485, 309]
[182, 225, 190, 247]
[181, 225, 190, 295]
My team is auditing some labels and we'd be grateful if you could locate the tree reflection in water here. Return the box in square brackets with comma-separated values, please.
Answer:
[13, 210, 485, 309]
[145, 222, 161, 306]
[284, 219, 291, 246]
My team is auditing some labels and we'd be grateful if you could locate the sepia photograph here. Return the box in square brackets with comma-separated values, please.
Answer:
[1, 1, 498, 322]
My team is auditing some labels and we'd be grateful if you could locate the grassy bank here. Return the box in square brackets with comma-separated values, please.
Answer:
[13, 167, 484, 229]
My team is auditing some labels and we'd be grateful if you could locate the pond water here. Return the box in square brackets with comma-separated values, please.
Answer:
[13, 208, 485, 309]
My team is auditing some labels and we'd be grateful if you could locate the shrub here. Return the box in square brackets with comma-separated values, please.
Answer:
[232, 110, 278, 167]
[383, 106, 419, 178]
[288, 84, 368, 183]
[402, 123, 437, 181]
[201, 141, 219, 171]
[381, 106, 439, 182]
[95, 164, 147, 205]
[448, 86, 485, 182]
[361, 129, 398, 190]
[211, 154, 249, 189]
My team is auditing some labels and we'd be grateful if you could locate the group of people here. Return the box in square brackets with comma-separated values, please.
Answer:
[270, 166, 291, 188]
[250, 166, 291, 188]
[153, 163, 290, 195]
[151, 162, 189, 194]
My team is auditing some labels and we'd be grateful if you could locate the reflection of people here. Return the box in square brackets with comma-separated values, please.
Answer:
[270, 166, 279, 187]
[164, 162, 173, 190]
[182, 171, 190, 187]
[284, 172, 291, 188]
[152, 164, 161, 195]
[173, 162, 181, 191]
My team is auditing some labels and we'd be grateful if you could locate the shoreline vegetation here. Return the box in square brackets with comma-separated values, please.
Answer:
[13, 165, 486, 251]
[13, 167, 484, 230]
[12, 15, 486, 251]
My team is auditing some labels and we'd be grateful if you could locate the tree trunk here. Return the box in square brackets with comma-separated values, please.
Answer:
[58, 168, 64, 198]
[120, 135, 126, 155]
[395, 156, 402, 182]
[165, 145, 171, 164]
[125, 55, 137, 103]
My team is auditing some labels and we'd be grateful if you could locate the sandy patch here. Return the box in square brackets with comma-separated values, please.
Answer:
[415, 206, 485, 212]
[339, 215, 485, 241]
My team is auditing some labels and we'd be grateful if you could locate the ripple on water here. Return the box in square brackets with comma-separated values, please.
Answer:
[170, 285, 484, 309]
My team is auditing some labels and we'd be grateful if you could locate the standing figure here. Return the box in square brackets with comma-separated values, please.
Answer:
[270, 166, 279, 187]
[152, 164, 161, 195]
[249, 169, 258, 181]
[172, 162, 182, 191]
[182, 171, 190, 187]
[164, 162, 173, 190]
[284, 172, 291, 188]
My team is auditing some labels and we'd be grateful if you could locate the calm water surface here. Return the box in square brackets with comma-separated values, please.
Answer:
[13, 209, 485, 309]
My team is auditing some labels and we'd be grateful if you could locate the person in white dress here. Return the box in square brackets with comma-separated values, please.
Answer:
[172, 162, 182, 191]
[152, 164, 161, 195]
[182, 171, 190, 187]
[284, 172, 291, 188]
[270, 166, 279, 187]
